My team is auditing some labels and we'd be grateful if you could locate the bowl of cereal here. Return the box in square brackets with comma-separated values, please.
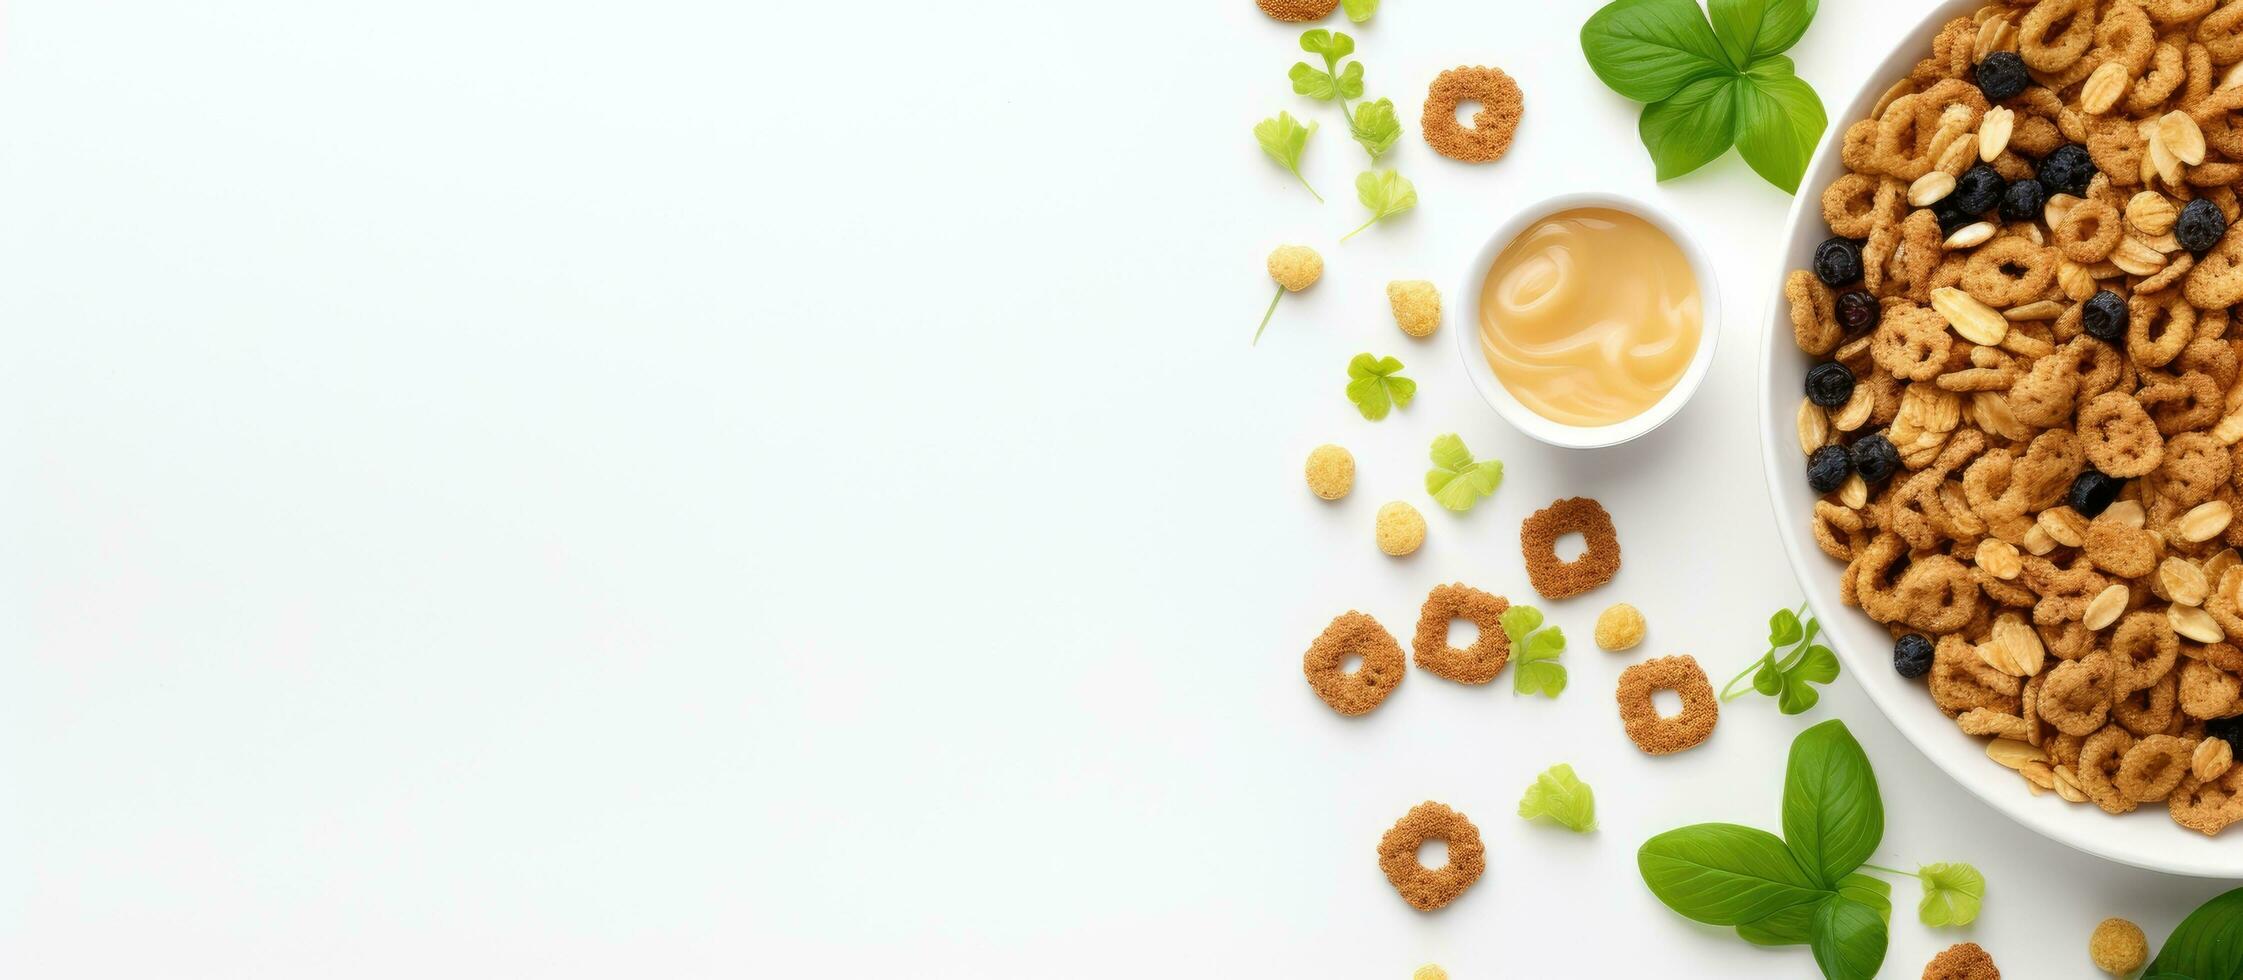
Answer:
[1760, 0, 2243, 876]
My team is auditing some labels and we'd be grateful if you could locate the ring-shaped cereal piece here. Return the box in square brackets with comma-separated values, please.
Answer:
[2171, 762, 2243, 835]
[1871, 303, 1953, 381]
[1786, 270, 1844, 356]
[2022, 0, 2096, 71]
[2056, 197, 2123, 263]
[1520, 497, 1621, 599]
[1962, 237, 2058, 309]
[2040, 651, 2120, 736]
[2180, 658, 2243, 719]
[2187, 227, 2243, 309]
[1419, 66, 1523, 164]
[2079, 391, 2169, 478]
[1255, 0, 1339, 21]
[1822, 173, 1881, 239]
[2115, 669, 2180, 735]
[1302, 611, 1405, 716]
[2143, 372, 2223, 436]
[1615, 654, 1719, 755]
[2128, 293, 2197, 369]
[2146, 0, 2215, 24]
[1933, 633, 2025, 715]
[2114, 609, 2181, 693]
[2119, 734, 2193, 802]
[2087, 519, 2162, 578]
[1411, 583, 1511, 685]
[2079, 724, 2140, 814]
[1376, 801, 1486, 911]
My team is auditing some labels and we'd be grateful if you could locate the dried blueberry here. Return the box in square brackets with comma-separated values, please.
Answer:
[1805, 362, 1856, 408]
[1813, 237, 1865, 287]
[1894, 634, 1935, 679]
[2038, 143, 2095, 196]
[1952, 164, 2005, 215]
[2177, 197, 2228, 254]
[1836, 290, 1881, 332]
[1975, 51, 2029, 102]
[2068, 469, 2123, 517]
[1851, 432, 1902, 485]
[1808, 444, 1852, 493]
[1999, 177, 2046, 223]
[2082, 289, 2128, 343]
[2208, 715, 2243, 754]
[1933, 198, 1977, 235]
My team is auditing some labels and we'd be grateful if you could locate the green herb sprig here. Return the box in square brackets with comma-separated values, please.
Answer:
[1343, 169, 1416, 242]
[1503, 605, 1565, 697]
[1719, 603, 1837, 714]
[1254, 112, 1323, 202]
[1638, 720, 1985, 980]
[1289, 30, 1402, 163]
[1579, 0, 1828, 193]
[1424, 434, 1502, 512]
[1344, 353, 1415, 420]
[1518, 763, 1595, 832]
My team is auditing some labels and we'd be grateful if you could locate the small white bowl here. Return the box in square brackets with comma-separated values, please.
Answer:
[1455, 191, 1722, 449]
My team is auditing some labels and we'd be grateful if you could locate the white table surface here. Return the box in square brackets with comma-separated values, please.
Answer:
[2, 0, 2233, 976]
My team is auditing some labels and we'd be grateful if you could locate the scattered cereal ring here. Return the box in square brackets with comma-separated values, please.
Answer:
[2118, 733, 2193, 802]
[1615, 655, 1718, 755]
[1388, 280, 1441, 338]
[1520, 497, 1621, 599]
[2088, 917, 2147, 976]
[1255, 0, 1338, 21]
[1595, 603, 1646, 652]
[1305, 444, 1355, 501]
[2079, 391, 2168, 477]
[1411, 583, 1511, 685]
[2079, 725, 2139, 814]
[1303, 611, 1405, 716]
[1376, 800, 1486, 911]
[1377, 501, 1427, 557]
[1922, 941, 2001, 980]
[1419, 66, 1523, 164]
[2040, 651, 2119, 736]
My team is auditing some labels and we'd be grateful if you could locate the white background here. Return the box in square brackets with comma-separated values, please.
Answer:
[0, 0, 2233, 976]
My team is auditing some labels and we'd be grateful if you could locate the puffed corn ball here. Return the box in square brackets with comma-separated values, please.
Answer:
[1388, 280, 1441, 338]
[1411, 966, 1448, 980]
[1267, 245, 1323, 292]
[1594, 603, 1646, 651]
[2089, 917, 2146, 976]
[1376, 501, 1426, 556]
[1305, 444, 1354, 500]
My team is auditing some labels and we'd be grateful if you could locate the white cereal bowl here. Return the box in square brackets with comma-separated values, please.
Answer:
[1455, 191, 1721, 449]
[1760, 0, 2243, 877]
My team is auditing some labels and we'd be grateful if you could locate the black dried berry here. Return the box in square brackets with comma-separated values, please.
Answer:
[1999, 177, 2046, 223]
[2081, 289, 2128, 343]
[1894, 634, 1935, 679]
[2038, 143, 2095, 196]
[1807, 445, 1852, 493]
[1933, 198, 1977, 236]
[1952, 164, 2005, 215]
[2068, 469, 2123, 517]
[1805, 362, 1856, 408]
[1836, 290, 1881, 332]
[1851, 432, 1902, 485]
[2177, 197, 2228, 255]
[1813, 237, 1864, 287]
[2208, 715, 2243, 754]
[1975, 51, 2029, 102]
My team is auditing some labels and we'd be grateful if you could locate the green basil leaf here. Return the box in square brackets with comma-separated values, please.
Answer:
[1809, 895, 1888, 980]
[1731, 57, 1826, 194]
[1639, 73, 1739, 181]
[1768, 608, 1803, 646]
[1708, 0, 1818, 67]
[1736, 896, 1824, 947]
[1290, 63, 1339, 101]
[1638, 823, 1827, 925]
[2149, 885, 2243, 980]
[1782, 720, 1882, 886]
[1581, 0, 1734, 103]
[1835, 871, 1892, 924]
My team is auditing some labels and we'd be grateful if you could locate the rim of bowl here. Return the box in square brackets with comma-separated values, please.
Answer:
[1756, 0, 2243, 878]
[1454, 191, 1722, 450]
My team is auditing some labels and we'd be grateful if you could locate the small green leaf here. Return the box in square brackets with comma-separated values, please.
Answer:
[1638, 823, 1827, 925]
[1752, 656, 1782, 696]
[1500, 605, 1544, 645]
[1343, 0, 1378, 23]
[1767, 608, 1803, 646]
[1808, 895, 1888, 980]
[1335, 61, 1365, 101]
[1708, 0, 1818, 67]
[1342, 169, 1416, 241]
[1344, 353, 1415, 420]
[1777, 674, 1821, 715]
[1730, 57, 1826, 194]
[1916, 862, 1984, 927]
[1514, 624, 1567, 697]
[1580, 0, 1735, 103]
[1299, 28, 1354, 62]
[1639, 72, 1739, 182]
[1254, 112, 1323, 202]
[1791, 644, 1839, 684]
[1424, 434, 1504, 512]
[1518, 763, 1596, 832]
[1782, 719, 1883, 886]
[1290, 62, 1339, 101]
[1348, 97, 1400, 161]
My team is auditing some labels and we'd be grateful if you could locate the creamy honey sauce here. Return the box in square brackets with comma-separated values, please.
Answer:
[1478, 207, 1702, 427]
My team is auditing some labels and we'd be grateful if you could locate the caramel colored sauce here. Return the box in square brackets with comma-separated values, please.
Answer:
[1478, 207, 1703, 427]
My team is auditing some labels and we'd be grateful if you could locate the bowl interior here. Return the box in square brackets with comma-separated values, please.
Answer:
[1758, 0, 2243, 877]
[1455, 192, 1721, 450]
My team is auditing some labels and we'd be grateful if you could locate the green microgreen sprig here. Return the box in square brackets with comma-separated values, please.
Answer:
[1719, 603, 1838, 714]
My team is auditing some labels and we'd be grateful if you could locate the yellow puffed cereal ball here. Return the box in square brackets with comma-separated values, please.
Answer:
[1376, 501, 1426, 556]
[1267, 244, 1324, 292]
[1411, 966, 1448, 980]
[1305, 444, 1354, 500]
[1594, 603, 1646, 651]
[1388, 280, 1441, 338]
[2089, 917, 2147, 976]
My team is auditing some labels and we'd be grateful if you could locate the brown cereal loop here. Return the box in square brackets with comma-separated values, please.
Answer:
[1303, 611, 1404, 716]
[2056, 198, 2123, 262]
[1376, 801, 1486, 911]
[1411, 583, 1511, 685]
[2080, 725, 2140, 813]
[2079, 391, 2168, 477]
[2171, 763, 2243, 835]
[2022, 0, 2095, 71]
[1962, 237, 2058, 308]
[1615, 654, 1718, 755]
[1520, 497, 1621, 599]
[2187, 227, 2243, 308]
[1788, 270, 1845, 356]
[1822, 173, 1881, 239]
[2119, 733, 2193, 801]
[1255, 0, 1339, 20]
[1420, 67, 1522, 164]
